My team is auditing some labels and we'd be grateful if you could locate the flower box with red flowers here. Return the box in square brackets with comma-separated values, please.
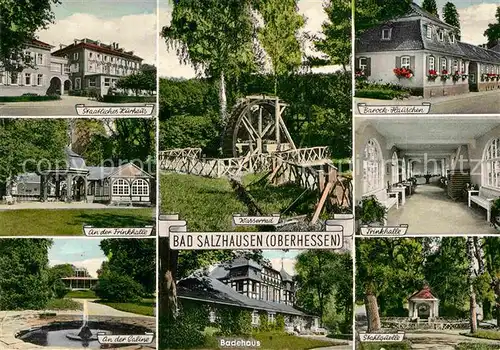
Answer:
[355, 70, 367, 80]
[440, 69, 450, 81]
[452, 71, 461, 82]
[427, 69, 438, 81]
[393, 67, 413, 79]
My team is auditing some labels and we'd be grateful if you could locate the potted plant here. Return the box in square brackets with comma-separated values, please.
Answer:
[393, 67, 414, 79]
[440, 69, 450, 81]
[427, 69, 438, 81]
[461, 73, 468, 81]
[452, 71, 461, 82]
[355, 196, 387, 230]
[490, 198, 500, 230]
[355, 70, 367, 81]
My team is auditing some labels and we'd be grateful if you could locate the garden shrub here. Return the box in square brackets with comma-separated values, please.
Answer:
[258, 313, 270, 332]
[52, 279, 70, 299]
[357, 341, 411, 350]
[355, 88, 410, 100]
[0, 95, 61, 102]
[102, 95, 156, 103]
[159, 301, 210, 349]
[275, 314, 285, 332]
[159, 113, 222, 157]
[94, 272, 143, 302]
[217, 307, 252, 336]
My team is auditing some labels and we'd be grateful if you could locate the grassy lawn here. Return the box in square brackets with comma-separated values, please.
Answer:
[46, 298, 83, 310]
[253, 331, 346, 349]
[462, 330, 500, 341]
[201, 330, 345, 349]
[456, 344, 500, 350]
[0, 208, 154, 235]
[160, 173, 317, 231]
[65, 290, 97, 299]
[357, 341, 411, 350]
[96, 298, 155, 316]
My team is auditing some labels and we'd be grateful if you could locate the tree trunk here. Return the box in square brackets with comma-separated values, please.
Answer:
[218, 70, 227, 156]
[470, 283, 477, 333]
[364, 292, 380, 332]
[159, 237, 179, 320]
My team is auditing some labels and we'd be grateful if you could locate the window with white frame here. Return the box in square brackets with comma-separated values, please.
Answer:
[402, 158, 407, 180]
[252, 311, 259, 325]
[131, 179, 149, 196]
[461, 61, 465, 73]
[209, 310, 216, 323]
[429, 56, 435, 71]
[37, 53, 43, 65]
[0, 71, 4, 85]
[391, 152, 399, 184]
[112, 179, 130, 195]
[401, 56, 411, 69]
[438, 30, 444, 41]
[268, 313, 275, 323]
[24, 73, 31, 85]
[104, 78, 111, 87]
[88, 78, 96, 87]
[450, 33, 455, 43]
[453, 60, 458, 73]
[37, 74, 43, 86]
[363, 139, 383, 194]
[359, 57, 367, 71]
[73, 52, 79, 60]
[381, 28, 391, 40]
[483, 138, 500, 190]
[441, 57, 447, 71]
[426, 24, 432, 39]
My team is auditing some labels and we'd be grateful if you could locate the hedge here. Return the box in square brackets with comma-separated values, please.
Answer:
[94, 272, 144, 302]
[355, 88, 410, 100]
[0, 95, 61, 102]
[102, 95, 156, 103]
[357, 341, 412, 350]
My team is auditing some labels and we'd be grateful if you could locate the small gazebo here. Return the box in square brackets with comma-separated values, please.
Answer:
[408, 284, 439, 320]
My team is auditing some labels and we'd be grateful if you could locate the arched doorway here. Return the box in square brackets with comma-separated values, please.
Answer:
[64, 79, 72, 94]
[416, 302, 431, 319]
[47, 77, 62, 95]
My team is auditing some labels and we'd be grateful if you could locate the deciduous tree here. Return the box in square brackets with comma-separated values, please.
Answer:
[0, 0, 60, 71]
[314, 0, 351, 72]
[484, 7, 500, 48]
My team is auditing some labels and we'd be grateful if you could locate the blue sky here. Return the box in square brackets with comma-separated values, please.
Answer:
[430, 0, 498, 9]
[52, 0, 156, 19]
[48, 239, 106, 277]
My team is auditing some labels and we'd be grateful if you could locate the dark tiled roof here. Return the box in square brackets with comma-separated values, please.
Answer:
[178, 276, 308, 316]
[87, 166, 118, 181]
[229, 256, 262, 270]
[404, 2, 455, 29]
[409, 285, 438, 300]
[356, 20, 424, 53]
[30, 39, 53, 50]
[52, 41, 143, 61]
[458, 42, 500, 64]
[280, 268, 293, 282]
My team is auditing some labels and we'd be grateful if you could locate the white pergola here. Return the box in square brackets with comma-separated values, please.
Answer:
[408, 286, 439, 320]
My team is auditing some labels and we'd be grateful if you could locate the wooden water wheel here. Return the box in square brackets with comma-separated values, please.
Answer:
[226, 95, 296, 157]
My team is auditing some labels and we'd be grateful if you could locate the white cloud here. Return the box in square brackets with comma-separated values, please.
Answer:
[269, 258, 296, 276]
[50, 258, 106, 278]
[38, 12, 157, 65]
[458, 4, 498, 45]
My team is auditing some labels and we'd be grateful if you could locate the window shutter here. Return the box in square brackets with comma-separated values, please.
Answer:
[355, 57, 360, 71]
[395, 56, 401, 68]
[366, 58, 372, 76]
[410, 56, 415, 72]
[426, 56, 430, 73]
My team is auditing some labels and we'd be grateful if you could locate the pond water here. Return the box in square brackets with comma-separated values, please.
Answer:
[16, 320, 152, 349]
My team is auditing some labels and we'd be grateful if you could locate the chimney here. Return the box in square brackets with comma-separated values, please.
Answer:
[74, 39, 78, 45]
[59, 44, 66, 49]
[115, 42, 119, 49]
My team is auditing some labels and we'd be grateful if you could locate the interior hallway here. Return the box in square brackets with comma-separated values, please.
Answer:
[387, 180, 497, 234]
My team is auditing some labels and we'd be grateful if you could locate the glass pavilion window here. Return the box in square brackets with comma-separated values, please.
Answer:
[363, 139, 383, 194]
[391, 152, 399, 184]
[483, 138, 500, 189]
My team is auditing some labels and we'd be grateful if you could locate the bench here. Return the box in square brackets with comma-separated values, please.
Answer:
[3, 195, 15, 205]
[371, 188, 399, 225]
[468, 187, 499, 222]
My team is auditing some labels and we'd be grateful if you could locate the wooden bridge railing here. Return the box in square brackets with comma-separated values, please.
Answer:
[275, 146, 330, 165]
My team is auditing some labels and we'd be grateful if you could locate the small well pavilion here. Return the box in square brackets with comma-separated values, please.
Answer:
[408, 284, 439, 320]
